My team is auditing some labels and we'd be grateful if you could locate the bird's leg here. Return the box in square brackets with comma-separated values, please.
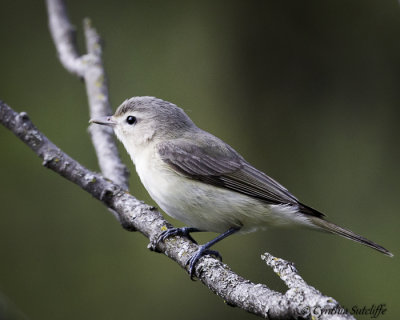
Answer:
[187, 227, 240, 279]
[157, 227, 202, 244]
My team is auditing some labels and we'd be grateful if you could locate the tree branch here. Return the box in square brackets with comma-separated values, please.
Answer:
[0, 100, 354, 320]
[3, 1, 358, 318]
[46, 0, 129, 190]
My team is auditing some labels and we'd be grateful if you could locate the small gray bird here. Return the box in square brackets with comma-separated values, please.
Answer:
[90, 96, 393, 276]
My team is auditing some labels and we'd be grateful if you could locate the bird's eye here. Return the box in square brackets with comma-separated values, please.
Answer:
[126, 116, 136, 125]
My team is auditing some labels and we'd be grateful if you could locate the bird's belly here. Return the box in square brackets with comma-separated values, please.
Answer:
[137, 163, 310, 233]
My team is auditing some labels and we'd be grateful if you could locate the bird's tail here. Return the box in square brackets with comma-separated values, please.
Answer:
[309, 216, 393, 257]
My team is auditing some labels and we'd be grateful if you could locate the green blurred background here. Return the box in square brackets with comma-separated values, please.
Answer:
[1, 0, 399, 319]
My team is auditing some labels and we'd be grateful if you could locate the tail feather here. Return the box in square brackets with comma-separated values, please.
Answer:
[310, 217, 393, 257]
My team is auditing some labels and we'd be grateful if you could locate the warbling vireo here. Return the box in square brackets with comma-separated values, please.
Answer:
[90, 96, 393, 276]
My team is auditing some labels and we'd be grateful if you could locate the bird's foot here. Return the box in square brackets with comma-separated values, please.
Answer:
[187, 246, 222, 279]
[157, 227, 198, 245]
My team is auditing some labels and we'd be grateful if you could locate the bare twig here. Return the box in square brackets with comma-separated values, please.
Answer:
[0, 101, 354, 320]
[46, 0, 82, 75]
[46, 0, 129, 190]
[261, 253, 352, 319]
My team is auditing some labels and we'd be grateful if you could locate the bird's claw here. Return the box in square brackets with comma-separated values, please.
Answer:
[155, 227, 236, 279]
[156, 227, 198, 245]
[187, 248, 222, 279]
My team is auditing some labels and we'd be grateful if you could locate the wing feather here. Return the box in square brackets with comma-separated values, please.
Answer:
[157, 138, 324, 218]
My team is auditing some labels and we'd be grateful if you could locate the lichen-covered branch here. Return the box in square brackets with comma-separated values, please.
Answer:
[0, 101, 355, 320]
[46, 0, 129, 190]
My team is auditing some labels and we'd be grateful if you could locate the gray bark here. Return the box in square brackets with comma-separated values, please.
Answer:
[46, 0, 129, 190]
[0, 1, 357, 319]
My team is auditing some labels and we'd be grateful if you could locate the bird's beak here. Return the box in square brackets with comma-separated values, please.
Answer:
[89, 116, 116, 126]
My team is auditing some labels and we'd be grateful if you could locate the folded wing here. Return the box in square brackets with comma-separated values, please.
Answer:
[157, 137, 324, 218]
